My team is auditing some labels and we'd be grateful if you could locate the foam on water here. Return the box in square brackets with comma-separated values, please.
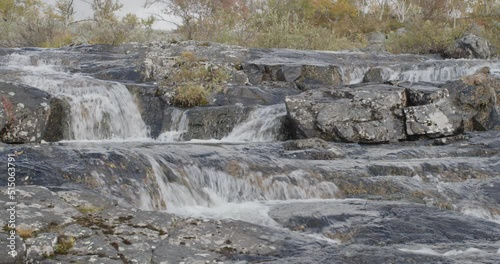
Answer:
[0, 53, 149, 140]
[168, 198, 280, 227]
[399, 247, 495, 257]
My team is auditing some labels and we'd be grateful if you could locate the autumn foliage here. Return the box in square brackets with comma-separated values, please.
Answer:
[146, 0, 499, 54]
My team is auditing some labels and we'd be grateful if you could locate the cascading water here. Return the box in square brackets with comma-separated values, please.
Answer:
[222, 104, 286, 142]
[157, 104, 287, 143]
[0, 53, 149, 140]
[398, 61, 500, 83]
[342, 60, 500, 84]
[130, 148, 338, 225]
[156, 108, 189, 142]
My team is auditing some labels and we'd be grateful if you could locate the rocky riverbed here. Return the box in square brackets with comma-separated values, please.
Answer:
[0, 41, 499, 264]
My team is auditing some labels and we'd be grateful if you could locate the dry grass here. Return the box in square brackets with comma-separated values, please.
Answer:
[165, 52, 229, 107]
[54, 235, 75, 255]
[77, 204, 104, 214]
[16, 225, 35, 239]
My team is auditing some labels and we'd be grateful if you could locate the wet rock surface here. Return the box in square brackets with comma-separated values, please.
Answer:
[0, 82, 52, 143]
[0, 130, 499, 263]
[0, 43, 499, 264]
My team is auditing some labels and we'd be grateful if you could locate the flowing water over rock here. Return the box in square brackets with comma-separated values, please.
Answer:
[0, 53, 149, 140]
[0, 43, 499, 264]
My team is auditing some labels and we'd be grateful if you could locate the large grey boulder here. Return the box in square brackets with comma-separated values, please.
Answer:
[0, 82, 52, 143]
[285, 85, 407, 143]
[405, 84, 450, 106]
[362, 67, 385, 83]
[364, 32, 387, 52]
[446, 34, 495, 59]
[444, 70, 499, 131]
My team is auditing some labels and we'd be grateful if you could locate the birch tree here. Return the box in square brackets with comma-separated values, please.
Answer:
[390, 0, 413, 23]
[54, 0, 75, 26]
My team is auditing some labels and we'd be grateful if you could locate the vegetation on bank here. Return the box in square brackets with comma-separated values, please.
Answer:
[144, 0, 500, 55]
[0, 0, 158, 47]
[162, 51, 230, 107]
[1, 0, 498, 55]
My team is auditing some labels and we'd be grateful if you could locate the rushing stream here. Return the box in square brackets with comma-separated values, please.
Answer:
[1, 46, 499, 263]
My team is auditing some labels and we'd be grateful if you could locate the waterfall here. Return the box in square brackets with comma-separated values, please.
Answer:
[156, 109, 189, 142]
[398, 61, 500, 83]
[222, 104, 286, 142]
[133, 149, 338, 224]
[340, 60, 500, 85]
[0, 53, 149, 140]
[158, 104, 287, 143]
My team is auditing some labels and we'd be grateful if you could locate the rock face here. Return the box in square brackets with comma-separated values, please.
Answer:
[1, 131, 500, 263]
[42, 97, 72, 142]
[0, 82, 52, 143]
[286, 85, 407, 143]
[127, 83, 166, 138]
[404, 101, 463, 137]
[213, 84, 301, 106]
[446, 34, 495, 59]
[162, 105, 254, 140]
[445, 71, 499, 131]
[286, 70, 500, 142]
[243, 63, 343, 89]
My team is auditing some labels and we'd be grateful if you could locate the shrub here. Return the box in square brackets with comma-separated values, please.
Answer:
[54, 235, 75, 255]
[76, 204, 104, 214]
[16, 225, 35, 239]
[173, 84, 209, 107]
[386, 21, 466, 55]
[166, 52, 229, 107]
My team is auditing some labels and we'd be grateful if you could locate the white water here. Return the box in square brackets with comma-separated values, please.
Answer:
[0, 53, 149, 140]
[398, 61, 500, 83]
[134, 151, 338, 225]
[157, 104, 287, 143]
[156, 108, 189, 142]
[343, 61, 500, 84]
[399, 247, 495, 258]
[222, 104, 286, 142]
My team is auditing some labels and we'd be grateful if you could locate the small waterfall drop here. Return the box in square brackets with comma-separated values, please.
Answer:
[0, 53, 149, 140]
[340, 60, 500, 85]
[398, 61, 500, 83]
[157, 104, 287, 143]
[223, 104, 286, 142]
[157, 109, 189, 142]
[131, 149, 338, 224]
